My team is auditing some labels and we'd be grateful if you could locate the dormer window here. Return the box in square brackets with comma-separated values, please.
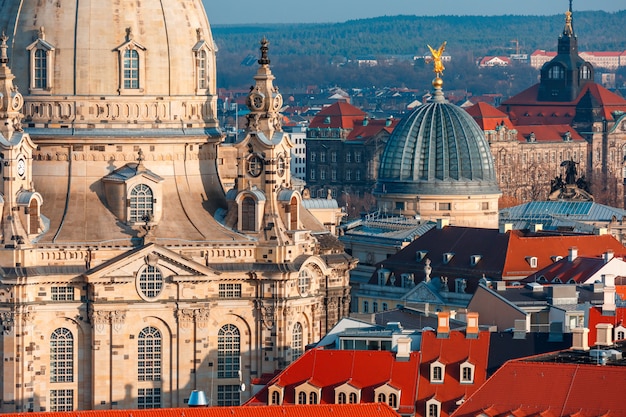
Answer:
[580, 65, 592, 80]
[526, 256, 538, 268]
[130, 184, 154, 223]
[426, 398, 441, 417]
[192, 30, 213, 94]
[116, 28, 146, 95]
[460, 361, 475, 384]
[430, 361, 445, 383]
[27, 27, 55, 94]
[443, 253, 454, 264]
[470, 255, 482, 266]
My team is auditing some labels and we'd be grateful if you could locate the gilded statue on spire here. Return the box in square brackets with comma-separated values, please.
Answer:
[428, 41, 447, 77]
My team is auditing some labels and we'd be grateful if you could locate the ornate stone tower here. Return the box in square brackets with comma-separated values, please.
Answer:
[0, 2, 353, 413]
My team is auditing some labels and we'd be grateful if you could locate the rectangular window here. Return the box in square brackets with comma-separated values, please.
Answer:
[138, 388, 161, 409]
[310, 169, 316, 181]
[320, 170, 326, 180]
[52, 286, 74, 301]
[123, 50, 140, 89]
[355, 170, 361, 181]
[331, 169, 337, 181]
[345, 170, 352, 181]
[462, 366, 473, 382]
[310, 152, 316, 163]
[331, 152, 337, 162]
[217, 385, 241, 406]
[219, 283, 242, 298]
[346, 153, 351, 163]
[50, 389, 73, 412]
[439, 202, 451, 211]
[481, 202, 489, 210]
[34, 49, 48, 89]
[395, 201, 405, 210]
[355, 151, 362, 163]
[320, 152, 326, 163]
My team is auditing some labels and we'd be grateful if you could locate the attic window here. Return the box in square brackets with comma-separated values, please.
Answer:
[416, 250, 428, 262]
[537, 276, 548, 283]
[443, 252, 454, 264]
[551, 255, 563, 263]
[430, 361, 445, 383]
[552, 277, 563, 283]
[460, 361, 475, 384]
[324, 116, 331, 124]
[526, 256, 538, 268]
[470, 255, 481, 266]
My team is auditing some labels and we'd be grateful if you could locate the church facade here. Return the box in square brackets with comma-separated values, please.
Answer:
[0, 1, 352, 412]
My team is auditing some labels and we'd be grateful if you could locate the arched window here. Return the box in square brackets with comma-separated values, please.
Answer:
[580, 65, 591, 80]
[34, 49, 48, 89]
[218, 324, 240, 378]
[309, 392, 318, 404]
[130, 184, 153, 222]
[428, 402, 439, 417]
[548, 65, 564, 80]
[349, 392, 357, 404]
[292, 322, 303, 360]
[271, 391, 280, 405]
[377, 393, 386, 403]
[241, 197, 256, 231]
[290, 196, 298, 230]
[298, 391, 307, 404]
[298, 269, 311, 295]
[338, 392, 346, 404]
[138, 327, 161, 381]
[138, 265, 163, 299]
[617, 330, 625, 340]
[388, 393, 397, 408]
[50, 328, 74, 383]
[123, 49, 140, 89]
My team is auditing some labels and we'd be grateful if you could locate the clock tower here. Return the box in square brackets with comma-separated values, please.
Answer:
[0, 34, 43, 248]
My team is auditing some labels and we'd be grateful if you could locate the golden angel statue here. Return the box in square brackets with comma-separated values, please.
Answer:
[428, 41, 447, 76]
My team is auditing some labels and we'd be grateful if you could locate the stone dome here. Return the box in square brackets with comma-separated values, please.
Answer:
[375, 86, 499, 196]
[0, 0, 218, 135]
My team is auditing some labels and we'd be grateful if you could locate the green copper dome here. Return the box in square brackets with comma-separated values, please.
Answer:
[375, 87, 499, 196]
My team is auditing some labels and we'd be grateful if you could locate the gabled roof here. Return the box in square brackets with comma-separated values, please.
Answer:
[368, 225, 626, 290]
[347, 118, 399, 141]
[500, 82, 626, 125]
[309, 102, 366, 129]
[587, 306, 626, 345]
[1, 404, 401, 417]
[514, 124, 584, 143]
[521, 254, 626, 285]
[451, 360, 626, 417]
[245, 348, 420, 409]
[465, 102, 514, 130]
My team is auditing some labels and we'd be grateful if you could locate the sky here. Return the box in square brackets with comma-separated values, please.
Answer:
[205, 0, 624, 25]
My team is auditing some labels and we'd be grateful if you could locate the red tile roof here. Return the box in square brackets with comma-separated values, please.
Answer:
[245, 348, 421, 410]
[451, 360, 626, 417]
[501, 231, 626, 280]
[309, 102, 366, 129]
[514, 124, 585, 143]
[347, 118, 399, 141]
[0, 404, 400, 417]
[521, 255, 608, 284]
[500, 82, 626, 125]
[465, 102, 514, 130]
[416, 331, 490, 417]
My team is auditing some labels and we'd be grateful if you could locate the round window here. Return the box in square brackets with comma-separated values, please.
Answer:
[137, 265, 163, 300]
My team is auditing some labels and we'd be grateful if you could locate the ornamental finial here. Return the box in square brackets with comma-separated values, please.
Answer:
[258, 37, 270, 66]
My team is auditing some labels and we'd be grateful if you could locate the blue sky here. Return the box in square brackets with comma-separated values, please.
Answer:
[205, 0, 624, 25]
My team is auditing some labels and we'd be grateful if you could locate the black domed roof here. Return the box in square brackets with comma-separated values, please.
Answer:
[375, 87, 499, 196]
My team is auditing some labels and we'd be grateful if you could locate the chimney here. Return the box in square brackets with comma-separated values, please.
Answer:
[571, 327, 590, 351]
[595, 227, 608, 235]
[596, 323, 614, 347]
[513, 319, 527, 340]
[603, 274, 616, 315]
[603, 250, 614, 263]
[533, 223, 543, 232]
[396, 337, 411, 361]
[499, 223, 513, 234]
[568, 247, 578, 262]
[466, 312, 479, 339]
[437, 218, 449, 229]
[437, 311, 450, 338]
[495, 281, 507, 291]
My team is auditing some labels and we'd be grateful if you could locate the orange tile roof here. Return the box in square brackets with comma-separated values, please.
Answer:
[309, 102, 366, 129]
[501, 231, 626, 280]
[0, 404, 400, 417]
[465, 102, 514, 130]
[451, 361, 626, 417]
[347, 118, 399, 141]
[514, 124, 585, 143]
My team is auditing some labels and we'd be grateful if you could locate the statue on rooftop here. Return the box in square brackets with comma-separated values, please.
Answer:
[428, 41, 447, 77]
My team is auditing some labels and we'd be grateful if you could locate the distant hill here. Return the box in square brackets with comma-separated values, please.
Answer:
[212, 11, 626, 59]
[212, 12, 626, 92]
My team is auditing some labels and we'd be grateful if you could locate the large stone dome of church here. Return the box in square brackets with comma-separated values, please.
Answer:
[0, 0, 218, 134]
[376, 87, 499, 196]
